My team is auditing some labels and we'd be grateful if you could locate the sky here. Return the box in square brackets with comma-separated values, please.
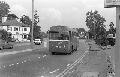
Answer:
[1, 0, 116, 32]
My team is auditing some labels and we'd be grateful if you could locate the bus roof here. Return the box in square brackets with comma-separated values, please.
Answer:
[50, 26, 77, 32]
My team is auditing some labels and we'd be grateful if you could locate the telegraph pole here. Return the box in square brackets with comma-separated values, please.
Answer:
[114, 6, 120, 77]
[104, 0, 120, 77]
[31, 0, 34, 43]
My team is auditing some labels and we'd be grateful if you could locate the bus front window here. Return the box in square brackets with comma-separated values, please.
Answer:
[49, 32, 69, 40]
[49, 32, 59, 40]
[58, 34, 69, 40]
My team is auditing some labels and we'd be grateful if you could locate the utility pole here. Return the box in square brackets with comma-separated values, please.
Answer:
[115, 6, 120, 77]
[104, 0, 120, 77]
[31, 0, 34, 43]
[94, 16, 96, 40]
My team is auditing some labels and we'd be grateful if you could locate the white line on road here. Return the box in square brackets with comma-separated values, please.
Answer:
[43, 55, 46, 57]
[0, 49, 34, 57]
[50, 69, 60, 74]
[56, 50, 89, 77]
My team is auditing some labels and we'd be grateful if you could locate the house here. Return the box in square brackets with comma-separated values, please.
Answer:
[0, 19, 30, 42]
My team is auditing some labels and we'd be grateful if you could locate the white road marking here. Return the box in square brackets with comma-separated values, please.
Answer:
[0, 49, 34, 56]
[24, 60, 27, 62]
[56, 50, 89, 77]
[16, 63, 19, 64]
[11, 64, 14, 66]
[38, 57, 41, 59]
[3, 65, 5, 68]
[67, 64, 70, 66]
[43, 55, 46, 58]
[8, 64, 14, 67]
[50, 69, 60, 74]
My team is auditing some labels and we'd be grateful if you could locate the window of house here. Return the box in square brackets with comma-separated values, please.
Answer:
[19, 27, 20, 31]
[24, 28, 27, 31]
[14, 27, 18, 31]
[7, 27, 12, 31]
[23, 35, 27, 39]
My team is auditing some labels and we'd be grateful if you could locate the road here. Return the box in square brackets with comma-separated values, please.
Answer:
[0, 39, 107, 77]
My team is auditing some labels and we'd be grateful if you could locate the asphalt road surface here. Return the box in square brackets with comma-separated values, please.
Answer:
[0, 39, 90, 77]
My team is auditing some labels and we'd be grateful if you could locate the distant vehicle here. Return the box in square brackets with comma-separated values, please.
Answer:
[34, 39, 42, 45]
[49, 26, 79, 54]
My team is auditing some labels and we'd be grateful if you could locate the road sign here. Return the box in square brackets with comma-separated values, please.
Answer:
[104, 0, 120, 8]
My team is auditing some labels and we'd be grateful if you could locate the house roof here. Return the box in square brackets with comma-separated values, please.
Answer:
[0, 20, 29, 27]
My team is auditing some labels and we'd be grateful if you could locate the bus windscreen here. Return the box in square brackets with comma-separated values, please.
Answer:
[49, 31, 69, 40]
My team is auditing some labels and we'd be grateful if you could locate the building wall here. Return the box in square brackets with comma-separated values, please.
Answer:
[2, 25, 30, 42]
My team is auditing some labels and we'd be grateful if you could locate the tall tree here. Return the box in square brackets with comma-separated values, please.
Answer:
[7, 14, 18, 20]
[0, 29, 11, 41]
[33, 10, 41, 39]
[0, 1, 10, 23]
[20, 15, 32, 26]
[26, 10, 41, 40]
[109, 22, 116, 35]
[33, 26, 41, 39]
[85, 10, 106, 39]
[34, 10, 40, 26]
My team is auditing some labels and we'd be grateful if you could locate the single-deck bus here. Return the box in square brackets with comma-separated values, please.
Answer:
[49, 26, 79, 54]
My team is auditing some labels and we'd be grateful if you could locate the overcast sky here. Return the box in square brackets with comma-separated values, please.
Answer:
[1, 0, 116, 32]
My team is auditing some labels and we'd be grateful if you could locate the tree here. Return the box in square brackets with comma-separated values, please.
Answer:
[7, 14, 18, 20]
[0, 29, 12, 42]
[33, 10, 41, 39]
[76, 28, 86, 38]
[34, 10, 40, 26]
[33, 26, 41, 39]
[109, 22, 116, 35]
[0, 1, 10, 23]
[85, 10, 106, 39]
[28, 26, 41, 40]
[27, 10, 41, 40]
[86, 10, 107, 45]
[20, 15, 32, 26]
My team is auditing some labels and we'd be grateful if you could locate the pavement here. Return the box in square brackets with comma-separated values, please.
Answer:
[85, 39, 115, 77]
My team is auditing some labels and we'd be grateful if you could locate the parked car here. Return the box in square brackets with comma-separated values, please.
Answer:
[34, 39, 42, 45]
